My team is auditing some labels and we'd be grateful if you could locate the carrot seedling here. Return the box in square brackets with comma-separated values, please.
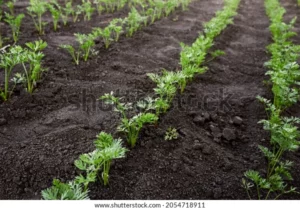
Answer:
[101, 92, 158, 147]
[6, 0, 16, 15]
[61, 33, 95, 64]
[108, 18, 124, 42]
[48, 1, 62, 31]
[27, 0, 48, 35]
[4, 13, 25, 43]
[74, 132, 127, 186]
[92, 27, 113, 49]
[22, 40, 47, 93]
[148, 70, 178, 103]
[124, 8, 147, 37]
[165, 127, 179, 141]
[0, 46, 24, 101]
[75, 33, 95, 61]
[117, 113, 158, 148]
[42, 179, 89, 200]
[93, 0, 105, 15]
[82, 0, 95, 21]
[60, 44, 80, 65]
[164, 0, 178, 16]
[62, 2, 74, 25]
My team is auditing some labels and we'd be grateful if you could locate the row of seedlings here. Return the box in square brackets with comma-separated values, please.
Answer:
[61, 0, 193, 65]
[243, 0, 300, 200]
[0, 0, 129, 47]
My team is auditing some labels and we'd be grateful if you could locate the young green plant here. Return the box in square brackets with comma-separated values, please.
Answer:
[60, 44, 80, 65]
[70, 4, 84, 23]
[93, 0, 105, 15]
[4, 13, 25, 43]
[151, 0, 164, 20]
[116, 0, 127, 11]
[92, 27, 113, 49]
[21, 40, 47, 94]
[165, 127, 179, 141]
[124, 8, 147, 37]
[147, 70, 178, 115]
[27, 0, 48, 35]
[164, 0, 178, 16]
[6, 0, 16, 15]
[42, 179, 90, 200]
[48, 1, 62, 31]
[61, 33, 95, 64]
[100, 92, 158, 148]
[74, 132, 127, 187]
[0, 46, 24, 101]
[62, 2, 74, 25]
[108, 18, 124, 42]
[76, 33, 95, 61]
[82, 0, 95, 21]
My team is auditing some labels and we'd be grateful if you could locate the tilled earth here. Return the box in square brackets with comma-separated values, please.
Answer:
[0, 0, 300, 200]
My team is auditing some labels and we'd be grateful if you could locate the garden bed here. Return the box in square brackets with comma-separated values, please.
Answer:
[0, 0, 300, 200]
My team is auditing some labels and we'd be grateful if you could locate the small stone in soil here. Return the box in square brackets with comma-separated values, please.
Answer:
[210, 125, 222, 138]
[184, 181, 190, 187]
[187, 111, 198, 117]
[223, 161, 233, 172]
[202, 112, 210, 121]
[184, 165, 196, 177]
[233, 116, 243, 125]
[194, 139, 200, 144]
[193, 116, 205, 125]
[211, 114, 218, 121]
[213, 138, 221, 143]
[222, 128, 236, 141]
[215, 177, 222, 185]
[193, 143, 203, 150]
[182, 156, 193, 165]
[202, 145, 213, 155]
[172, 163, 178, 172]
[0, 118, 7, 126]
[213, 188, 223, 199]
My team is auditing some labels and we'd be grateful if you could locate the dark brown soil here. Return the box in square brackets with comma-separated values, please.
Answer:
[0, 0, 300, 200]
